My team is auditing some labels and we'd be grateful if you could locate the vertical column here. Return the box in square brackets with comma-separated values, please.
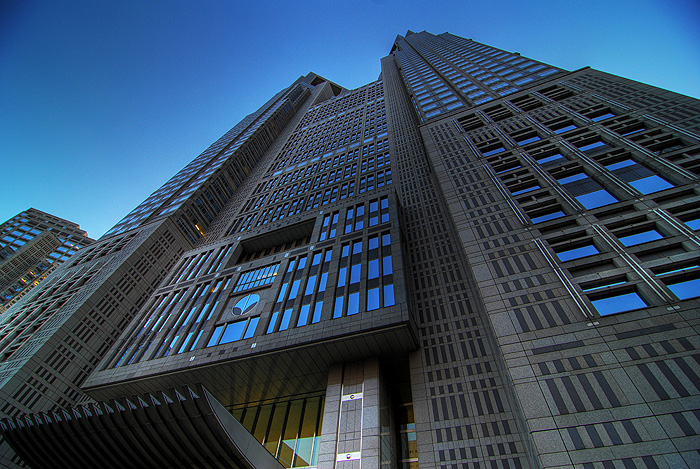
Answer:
[318, 358, 391, 469]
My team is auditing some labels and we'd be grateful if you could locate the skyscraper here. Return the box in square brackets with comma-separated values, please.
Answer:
[1, 31, 699, 468]
[0, 209, 93, 313]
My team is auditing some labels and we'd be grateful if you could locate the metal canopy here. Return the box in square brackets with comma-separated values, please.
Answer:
[0, 384, 282, 469]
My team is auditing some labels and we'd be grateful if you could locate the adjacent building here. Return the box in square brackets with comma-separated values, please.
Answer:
[0, 209, 93, 313]
[1, 31, 699, 468]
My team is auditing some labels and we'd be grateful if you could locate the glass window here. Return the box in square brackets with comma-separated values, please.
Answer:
[591, 291, 646, 315]
[312, 302, 323, 323]
[220, 321, 247, 344]
[553, 124, 577, 134]
[350, 264, 361, 283]
[319, 272, 328, 291]
[685, 217, 700, 230]
[266, 312, 279, 334]
[576, 189, 618, 209]
[536, 153, 565, 166]
[556, 244, 599, 261]
[382, 233, 391, 246]
[280, 309, 292, 330]
[629, 175, 674, 194]
[531, 211, 565, 224]
[619, 230, 663, 247]
[348, 292, 360, 315]
[304, 276, 317, 296]
[666, 278, 700, 300]
[337, 268, 347, 287]
[606, 159, 635, 171]
[578, 140, 608, 153]
[517, 135, 540, 145]
[368, 288, 380, 311]
[333, 297, 344, 319]
[369, 259, 379, 279]
[243, 318, 258, 339]
[383, 256, 393, 275]
[297, 304, 311, 327]
[384, 284, 396, 307]
[207, 325, 224, 347]
[558, 173, 587, 185]
[591, 112, 615, 122]
[288, 279, 301, 300]
[353, 241, 362, 254]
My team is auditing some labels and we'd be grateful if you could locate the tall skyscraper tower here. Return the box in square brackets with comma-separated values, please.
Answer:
[1, 31, 699, 469]
[0, 209, 93, 313]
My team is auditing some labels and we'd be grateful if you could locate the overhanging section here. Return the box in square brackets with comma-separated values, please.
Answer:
[0, 384, 282, 469]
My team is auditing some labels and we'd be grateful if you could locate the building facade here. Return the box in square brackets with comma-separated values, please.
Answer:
[1, 31, 699, 468]
[0, 209, 93, 313]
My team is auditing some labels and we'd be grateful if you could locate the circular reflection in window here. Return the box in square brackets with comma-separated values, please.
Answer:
[231, 294, 260, 316]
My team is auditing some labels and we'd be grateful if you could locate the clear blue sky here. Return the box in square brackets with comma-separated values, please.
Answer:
[2, 0, 698, 239]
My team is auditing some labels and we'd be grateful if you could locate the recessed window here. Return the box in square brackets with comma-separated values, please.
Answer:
[556, 244, 599, 262]
[591, 291, 646, 315]
[629, 175, 674, 195]
[666, 278, 700, 300]
[348, 292, 360, 315]
[553, 124, 577, 134]
[576, 190, 618, 209]
[685, 217, 700, 230]
[516, 135, 541, 145]
[619, 230, 663, 247]
[557, 173, 587, 185]
[605, 159, 635, 171]
[482, 145, 506, 157]
[578, 141, 608, 153]
[511, 185, 540, 196]
[591, 112, 615, 122]
[531, 210, 565, 224]
[384, 284, 395, 307]
[536, 153, 565, 166]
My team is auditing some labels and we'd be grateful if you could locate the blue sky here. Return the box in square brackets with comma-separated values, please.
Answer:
[2, 0, 699, 239]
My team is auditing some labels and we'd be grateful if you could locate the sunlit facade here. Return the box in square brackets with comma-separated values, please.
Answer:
[1, 31, 700, 468]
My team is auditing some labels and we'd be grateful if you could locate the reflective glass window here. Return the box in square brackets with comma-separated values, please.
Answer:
[350, 264, 361, 283]
[556, 244, 599, 261]
[384, 284, 395, 307]
[280, 309, 292, 330]
[666, 278, 700, 300]
[348, 293, 360, 315]
[297, 304, 310, 327]
[576, 189, 618, 209]
[591, 291, 646, 315]
[243, 318, 258, 339]
[629, 175, 674, 194]
[369, 259, 379, 279]
[220, 321, 247, 344]
[368, 288, 380, 311]
[383, 256, 393, 275]
[333, 297, 344, 318]
[619, 230, 663, 247]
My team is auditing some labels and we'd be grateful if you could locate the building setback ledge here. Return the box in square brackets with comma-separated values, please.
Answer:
[0, 383, 282, 469]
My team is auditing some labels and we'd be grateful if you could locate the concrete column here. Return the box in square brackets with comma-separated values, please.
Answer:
[317, 358, 395, 469]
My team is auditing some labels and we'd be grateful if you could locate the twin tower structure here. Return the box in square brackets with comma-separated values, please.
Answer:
[1, 31, 699, 468]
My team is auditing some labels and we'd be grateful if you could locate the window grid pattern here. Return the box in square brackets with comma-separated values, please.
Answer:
[225, 81, 392, 237]
[233, 263, 280, 293]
